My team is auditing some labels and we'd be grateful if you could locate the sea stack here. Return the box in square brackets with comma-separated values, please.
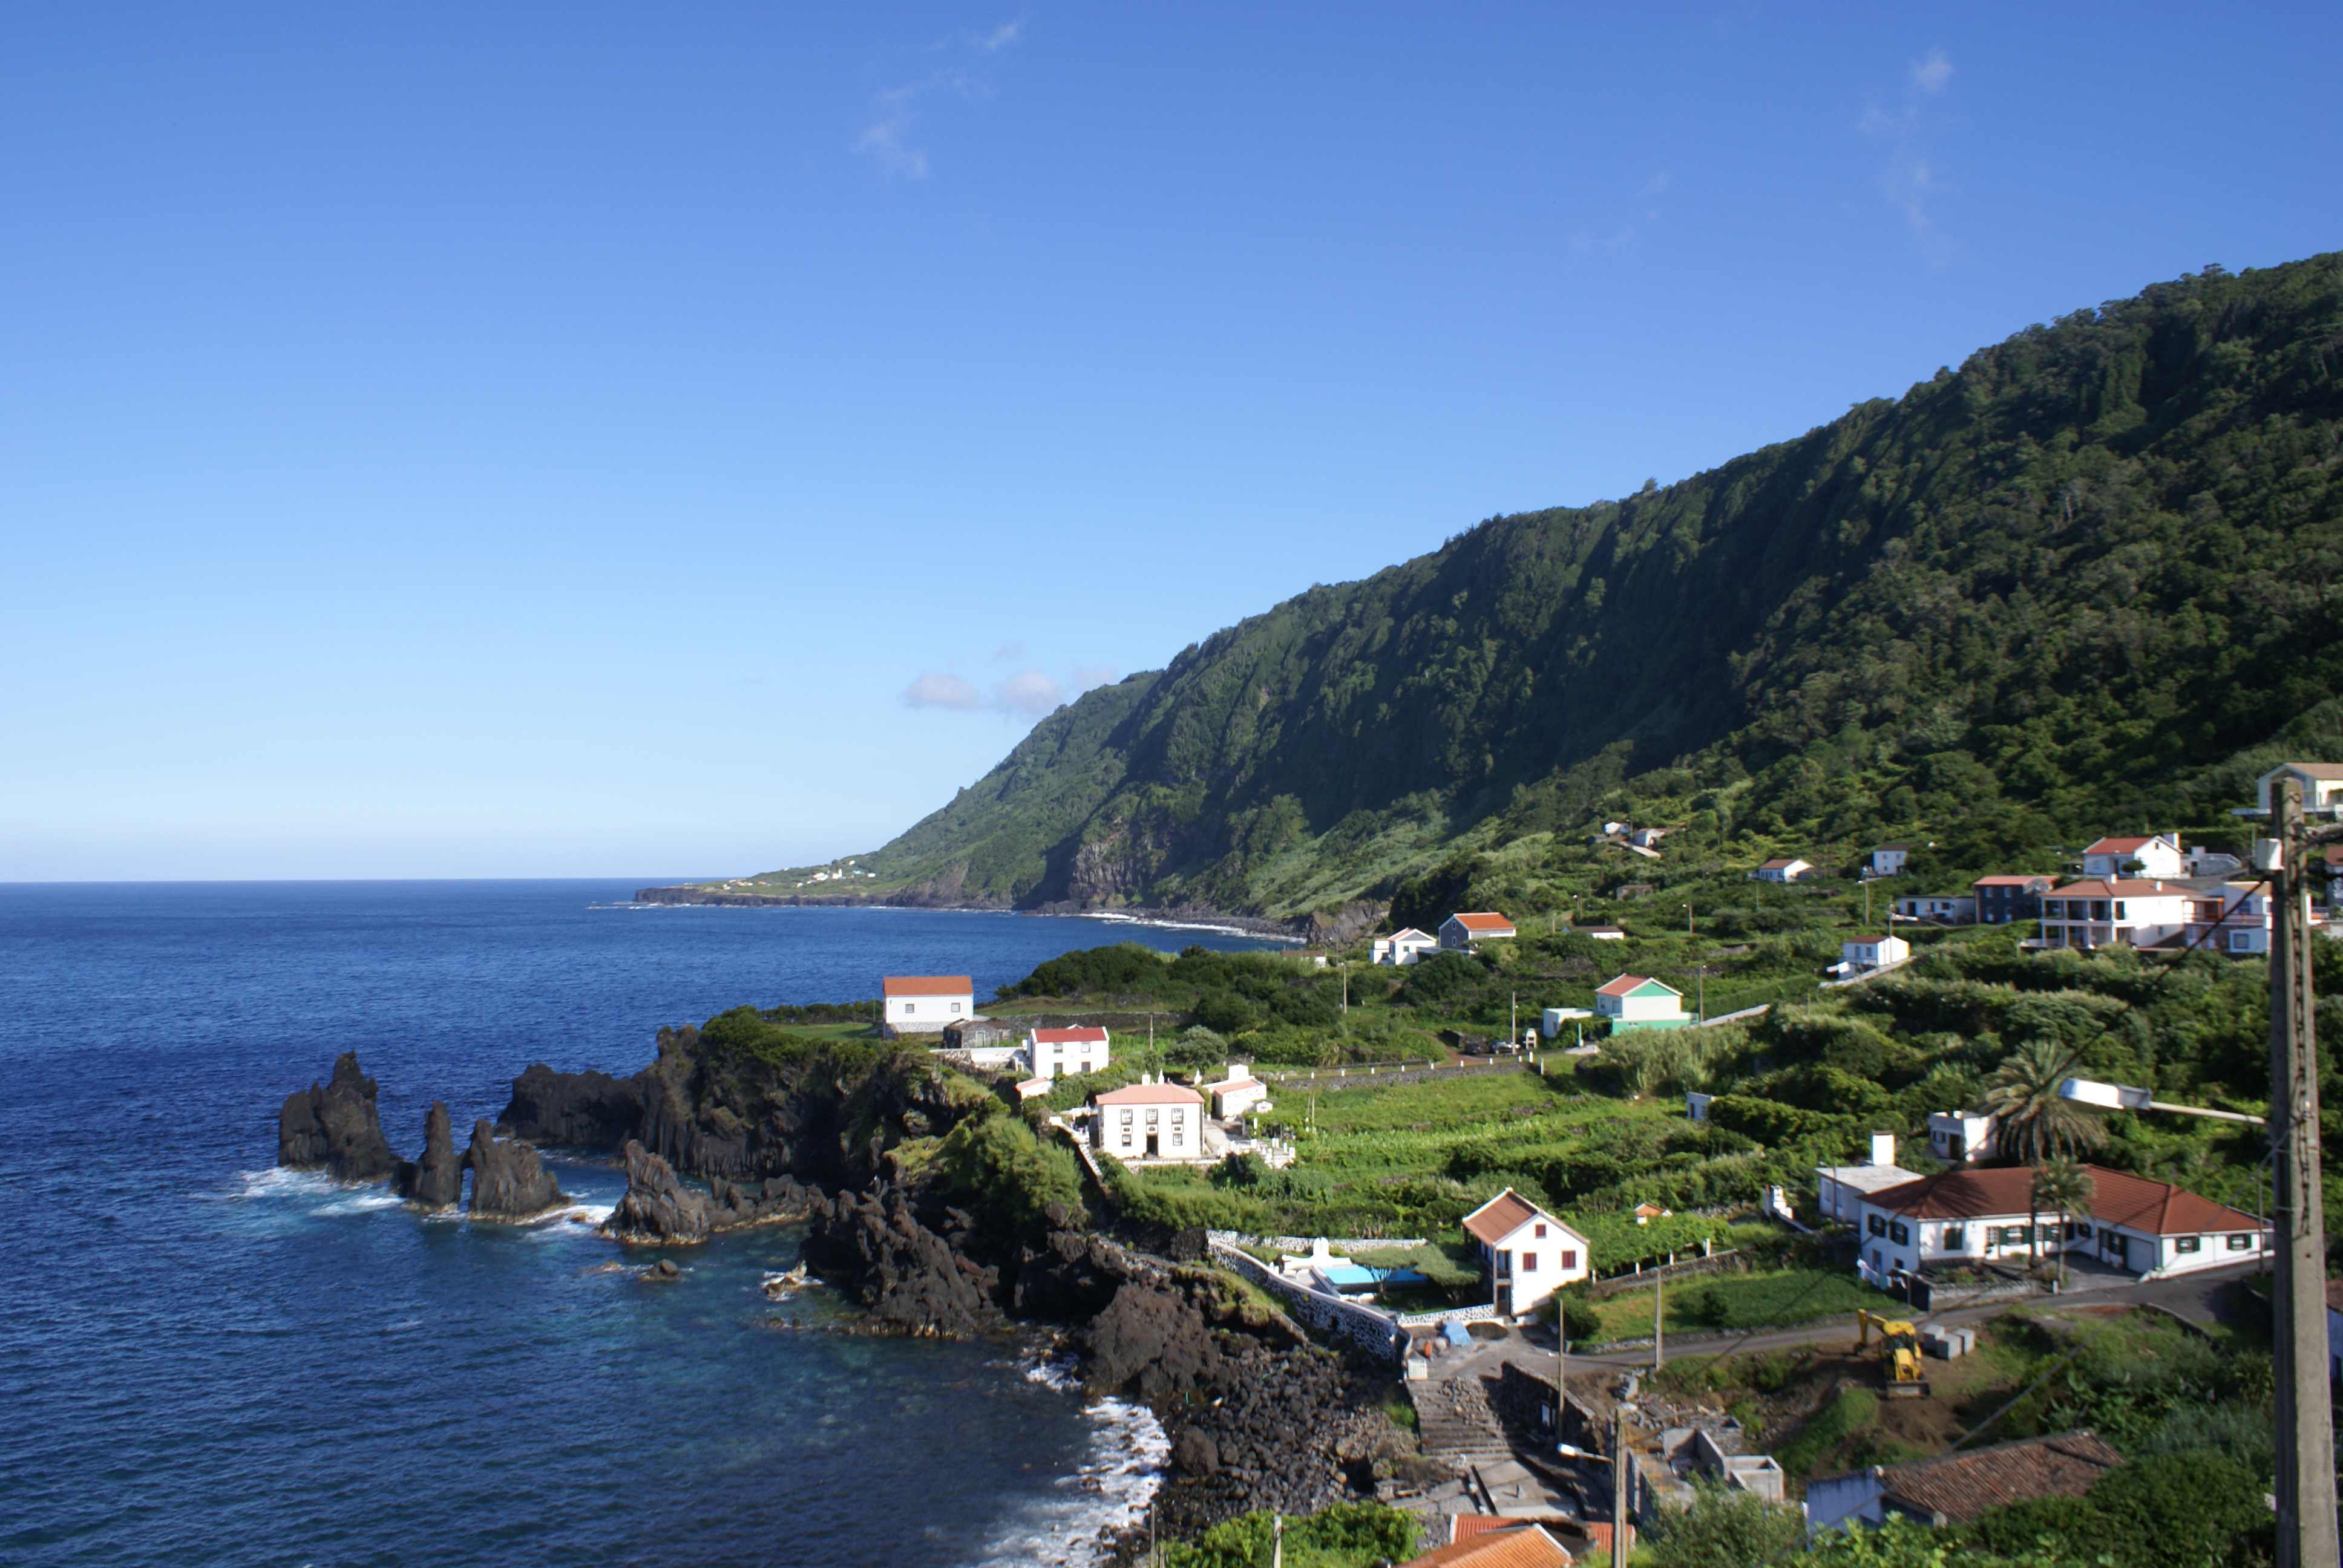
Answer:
[462, 1119, 566, 1218]
[390, 1101, 464, 1209]
[277, 1051, 396, 1181]
[604, 1139, 712, 1243]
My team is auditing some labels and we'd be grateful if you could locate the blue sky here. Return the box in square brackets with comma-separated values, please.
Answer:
[3, 4, 2338, 880]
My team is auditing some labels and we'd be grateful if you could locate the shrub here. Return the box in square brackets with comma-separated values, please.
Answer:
[1165, 1501, 1417, 1568]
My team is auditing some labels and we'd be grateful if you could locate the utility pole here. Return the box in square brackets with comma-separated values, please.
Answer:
[1653, 1264, 1665, 1371]
[1271, 1511, 1284, 1568]
[1611, 1405, 1633, 1568]
[2263, 776, 2339, 1568]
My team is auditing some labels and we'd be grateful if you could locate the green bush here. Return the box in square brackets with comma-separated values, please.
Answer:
[932, 1109, 1084, 1233]
[1647, 1480, 1804, 1568]
[1164, 1501, 1417, 1568]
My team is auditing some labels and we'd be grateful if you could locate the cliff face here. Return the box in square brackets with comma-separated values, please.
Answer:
[775, 253, 2343, 916]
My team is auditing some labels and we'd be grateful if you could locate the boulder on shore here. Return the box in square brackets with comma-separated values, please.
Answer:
[799, 1186, 998, 1337]
[277, 1052, 396, 1181]
[462, 1119, 566, 1218]
[390, 1101, 464, 1209]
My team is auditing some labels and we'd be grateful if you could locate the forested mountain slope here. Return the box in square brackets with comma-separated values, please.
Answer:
[800, 255, 2343, 917]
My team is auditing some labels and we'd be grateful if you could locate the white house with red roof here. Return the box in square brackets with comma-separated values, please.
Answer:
[1461, 1187, 1590, 1316]
[1091, 1078, 1207, 1162]
[1866, 842, 1916, 877]
[1851, 1163, 2269, 1281]
[1749, 856, 1817, 883]
[2036, 880, 2192, 950]
[1026, 1025, 1109, 1080]
[1371, 927, 1441, 966]
[1594, 974, 1689, 1031]
[881, 975, 974, 1036]
[1440, 911, 1516, 950]
[2080, 832, 2183, 879]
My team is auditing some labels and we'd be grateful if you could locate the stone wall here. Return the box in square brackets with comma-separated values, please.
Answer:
[1207, 1239, 1407, 1364]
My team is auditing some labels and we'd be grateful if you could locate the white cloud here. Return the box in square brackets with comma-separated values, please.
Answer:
[853, 18, 1024, 178]
[903, 671, 984, 710]
[1862, 50, 1959, 259]
[992, 668, 1065, 716]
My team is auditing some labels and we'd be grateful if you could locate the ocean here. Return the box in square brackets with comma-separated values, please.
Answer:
[0, 882, 1278, 1567]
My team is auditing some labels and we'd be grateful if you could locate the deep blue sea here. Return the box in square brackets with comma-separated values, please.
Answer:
[0, 883, 1278, 1568]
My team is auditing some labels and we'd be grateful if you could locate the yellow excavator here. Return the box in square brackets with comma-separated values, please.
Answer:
[1857, 1310, 1932, 1398]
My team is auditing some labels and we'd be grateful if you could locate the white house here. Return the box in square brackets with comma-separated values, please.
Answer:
[1750, 857, 1817, 883]
[1817, 1132, 1919, 1224]
[2080, 832, 2184, 879]
[1204, 1064, 1269, 1118]
[1927, 1110, 1996, 1164]
[1541, 1005, 1595, 1042]
[1594, 975, 1690, 1031]
[882, 975, 975, 1036]
[1866, 843, 1915, 878]
[1461, 1187, 1590, 1317]
[1839, 933, 1910, 972]
[1630, 827, 1670, 849]
[1440, 911, 1517, 949]
[2257, 761, 2343, 815]
[1892, 893, 1975, 924]
[1852, 1163, 2270, 1281]
[1027, 1025, 1109, 1080]
[1579, 924, 1627, 941]
[2037, 879, 2193, 950]
[1973, 875, 2055, 924]
[1371, 927, 1441, 966]
[1686, 1091, 1713, 1122]
[1092, 1079, 1208, 1163]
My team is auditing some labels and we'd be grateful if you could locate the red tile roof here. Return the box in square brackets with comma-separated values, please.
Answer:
[1463, 1187, 1542, 1246]
[2084, 836, 2164, 854]
[1865, 1431, 2123, 1523]
[1447, 911, 1516, 932]
[882, 975, 973, 996]
[1866, 1165, 2264, 1235]
[1092, 1082, 1202, 1106]
[1031, 1027, 1109, 1044]
[1757, 856, 1808, 869]
[1596, 973, 1676, 997]
[1402, 1523, 1572, 1568]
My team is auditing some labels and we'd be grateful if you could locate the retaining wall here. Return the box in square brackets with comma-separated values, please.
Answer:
[1588, 1250, 1748, 1298]
[1207, 1238, 1408, 1364]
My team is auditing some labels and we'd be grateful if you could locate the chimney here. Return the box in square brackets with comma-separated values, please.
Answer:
[1870, 1132, 1896, 1167]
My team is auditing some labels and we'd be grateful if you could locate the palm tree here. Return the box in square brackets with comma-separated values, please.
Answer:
[2031, 1159, 2097, 1286]
[1981, 1038, 2109, 1163]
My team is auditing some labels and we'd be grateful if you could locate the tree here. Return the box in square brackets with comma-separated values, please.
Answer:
[1647, 1480, 1804, 1568]
[1981, 1039, 2108, 1163]
[2030, 1158, 2096, 1285]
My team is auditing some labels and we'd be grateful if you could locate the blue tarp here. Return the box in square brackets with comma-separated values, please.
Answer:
[1441, 1319, 1473, 1347]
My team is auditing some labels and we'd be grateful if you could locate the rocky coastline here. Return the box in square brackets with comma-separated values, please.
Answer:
[273, 1040, 1410, 1543]
[626, 883, 1384, 949]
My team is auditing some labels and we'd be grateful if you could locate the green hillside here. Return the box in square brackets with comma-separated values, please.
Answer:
[772, 253, 2343, 918]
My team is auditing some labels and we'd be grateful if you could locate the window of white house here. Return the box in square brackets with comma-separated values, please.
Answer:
[2074, 1221, 2093, 1239]
[2177, 1236, 2201, 1253]
[1522, 1253, 1537, 1272]
[951, 1002, 962, 1013]
[905, 1002, 916, 1014]
[2227, 1233, 2254, 1250]
[1497, 1251, 1510, 1275]
[2113, 901, 2127, 919]
[1171, 1111, 1184, 1124]
[2232, 931, 2252, 951]
[1145, 1110, 1159, 1125]
[1121, 1132, 1132, 1148]
[1080, 1061, 1092, 1073]
[1559, 1250, 1578, 1269]
[1940, 1224, 1964, 1249]
[1534, 1223, 1547, 1240]
[1867, 1215, 1887, 1236]
[1119, 1110, 1133, 1125]
[1888, 1221, 1909, 1245]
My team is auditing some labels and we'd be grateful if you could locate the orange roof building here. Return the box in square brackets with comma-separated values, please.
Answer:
[1849, 1163, 2269, 1281]
[1440, 911, 1518, 949]
[880, 974, 975, 1035]
[1400, 1521, 1574, 1568]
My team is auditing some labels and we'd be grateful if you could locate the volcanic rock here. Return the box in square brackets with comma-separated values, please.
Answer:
[277, 1052, 396, 1180]
[462, 1119, 567, 1218]
[1083, 1279, 1225, 1400]
[390, 1101, 464, 1209]
[799, 1185, 997, 1337]
[497, 1063, 646, 1148]
[604, 1139, 712, 1243]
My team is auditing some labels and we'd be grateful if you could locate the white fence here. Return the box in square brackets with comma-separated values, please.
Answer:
[1206, 1238, 1408, 1363]
[1395, 1302, 1504, 1328]
[1207, 1230, 1427, 1253]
